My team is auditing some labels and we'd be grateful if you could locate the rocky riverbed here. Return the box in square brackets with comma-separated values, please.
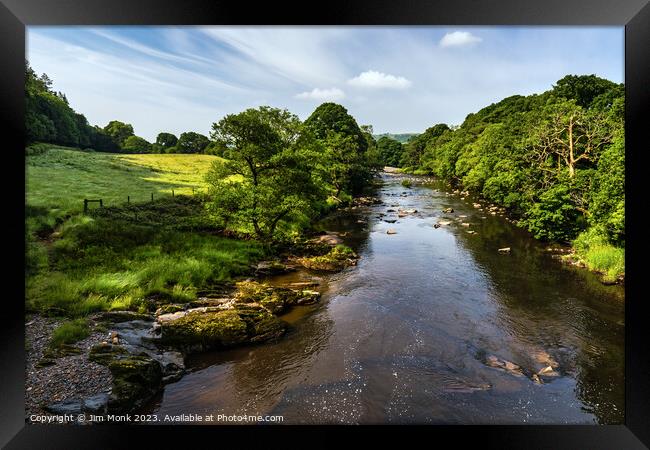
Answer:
[25, 234, 362, 421]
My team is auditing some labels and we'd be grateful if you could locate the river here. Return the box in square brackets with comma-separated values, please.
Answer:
[147, 171, 624, 424]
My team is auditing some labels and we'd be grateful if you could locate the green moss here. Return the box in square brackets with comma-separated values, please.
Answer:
[299, 245, 358, 272]
[106, 354, 163, 413]
[160, 309, 249, 348]
[88, 342, 128, 365]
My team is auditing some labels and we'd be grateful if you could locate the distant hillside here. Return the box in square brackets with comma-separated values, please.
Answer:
[373, 133, 419, 144]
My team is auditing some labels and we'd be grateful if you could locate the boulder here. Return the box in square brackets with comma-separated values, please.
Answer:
[298, 245, 358, 272]
[107, 355, 163, 413]
[498, 247, 511, 253]
[386, 229, 397, 235]
[443, 208, 454, 213]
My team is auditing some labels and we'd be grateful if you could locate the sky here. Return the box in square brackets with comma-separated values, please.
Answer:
[26, 26, 624, 142]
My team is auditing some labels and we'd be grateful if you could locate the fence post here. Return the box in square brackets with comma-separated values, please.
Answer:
[127, 195, 130, 204]
[172, 189, 175, 197]
[99, 199, 103, 208]
[151, 193, 154, 203]
[84, 199, 88, 213]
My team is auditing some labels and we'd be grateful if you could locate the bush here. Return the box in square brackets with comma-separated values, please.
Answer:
[401, 179, 413, 188]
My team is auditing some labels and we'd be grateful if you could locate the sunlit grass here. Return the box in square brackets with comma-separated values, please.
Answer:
[26, 146, 222, 213]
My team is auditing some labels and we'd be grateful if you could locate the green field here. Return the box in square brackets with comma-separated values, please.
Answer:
[27, 146, 222, 212]
[26, 145, 266, 318]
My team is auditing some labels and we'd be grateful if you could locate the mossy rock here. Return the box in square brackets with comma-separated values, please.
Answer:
[97, 311, 154, 323]
[155, 304, 187, 315]
[88, 342, 128, 365]
[232, 303, 287, 342]
[160, 309, 249, 349]
[160, 305, 288, 352]
[298, 245, 358, 272]
[107, 354, 163, 413]
[234, 281, 320, 314]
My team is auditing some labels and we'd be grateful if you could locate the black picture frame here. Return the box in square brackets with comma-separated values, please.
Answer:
[2, 0, 648, 447]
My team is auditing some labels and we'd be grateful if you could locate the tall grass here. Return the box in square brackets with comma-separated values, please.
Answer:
[26, 197, 266, 317]
[573, 227, 625, 283]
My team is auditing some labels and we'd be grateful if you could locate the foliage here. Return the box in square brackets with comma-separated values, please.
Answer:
[26, 197, 265, 317]
[207, 106, 326, 239]
[155, 132, 178, 152]
[175, 131, 210, 154]
[409, 74, 624, 248]
[122, 135, 153, 154]
[103, 120, 135, 148]
[377, 136, 403, 167]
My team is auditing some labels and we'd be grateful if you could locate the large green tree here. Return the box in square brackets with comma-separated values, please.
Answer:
[103, 120, 135, 148]
[206, 106, 324, 239]
[176, 132, 210, 154]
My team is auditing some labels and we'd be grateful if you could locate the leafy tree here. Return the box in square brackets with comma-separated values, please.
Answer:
[401, 123, 449, 168]
[377, 136, 403, 167]
[206, 106, 324, 239]
[103, 120, 134, 147]
[121, 135, 153, 153]
[155, 132, 178, 152]
[304, 103, 368, 154]
[552, 74, 619, 109]
[176, 132, 210, 154]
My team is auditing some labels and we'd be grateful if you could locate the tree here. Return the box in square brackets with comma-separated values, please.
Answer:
[176, 132, 210, 154]
[401, 123, 449, 168]
[155, 132, 178, 152]
[121, 135, 153, 153]
[304, 103, 374, 195]
[304, 103, 368, 154]
[529, 100, 614, 178]
[103, 120, 134, 148]
[206, 106, 324, 239]
[377, 136, 403, 167]
[552, 74, 619, 109]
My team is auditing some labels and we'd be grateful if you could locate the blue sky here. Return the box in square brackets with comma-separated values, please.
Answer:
[27, 26, 623, 141]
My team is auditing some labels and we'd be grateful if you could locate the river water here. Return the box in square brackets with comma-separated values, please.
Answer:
[149, 172, 624, 424]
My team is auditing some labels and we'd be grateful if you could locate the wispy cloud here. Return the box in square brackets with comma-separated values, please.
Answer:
[296, 87, 345, 100]
[440, 31, 482, 48]
[27, 26, 623, 138]
[347, 70, 412, 89]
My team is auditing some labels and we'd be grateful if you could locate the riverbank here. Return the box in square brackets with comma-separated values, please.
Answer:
[393, 167, 624, 285]
[25, 193, 365, 418]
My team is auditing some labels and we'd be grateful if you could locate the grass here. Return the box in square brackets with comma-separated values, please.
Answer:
[26, 144, 266, 318]
[27, 145, 222, 213]
[572, 228, 625, 283]
[26, 197, 266, 317]
[401, 179, 413, 188]
[49, 319, 90, 348]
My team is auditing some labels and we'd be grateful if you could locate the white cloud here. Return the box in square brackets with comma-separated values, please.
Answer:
[347, 70, 412, 89]
[439, 31, 482, 48]
[295, 87, 345, 100]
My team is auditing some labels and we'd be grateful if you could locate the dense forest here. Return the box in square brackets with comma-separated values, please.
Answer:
[375, 75, 624, 281]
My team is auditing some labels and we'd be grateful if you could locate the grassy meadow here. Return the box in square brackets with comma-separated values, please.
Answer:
[26, 145, 265, 319]
[27, 146, 221, 213]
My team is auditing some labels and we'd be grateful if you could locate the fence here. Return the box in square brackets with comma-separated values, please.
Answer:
[82, 187, 207, 213]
